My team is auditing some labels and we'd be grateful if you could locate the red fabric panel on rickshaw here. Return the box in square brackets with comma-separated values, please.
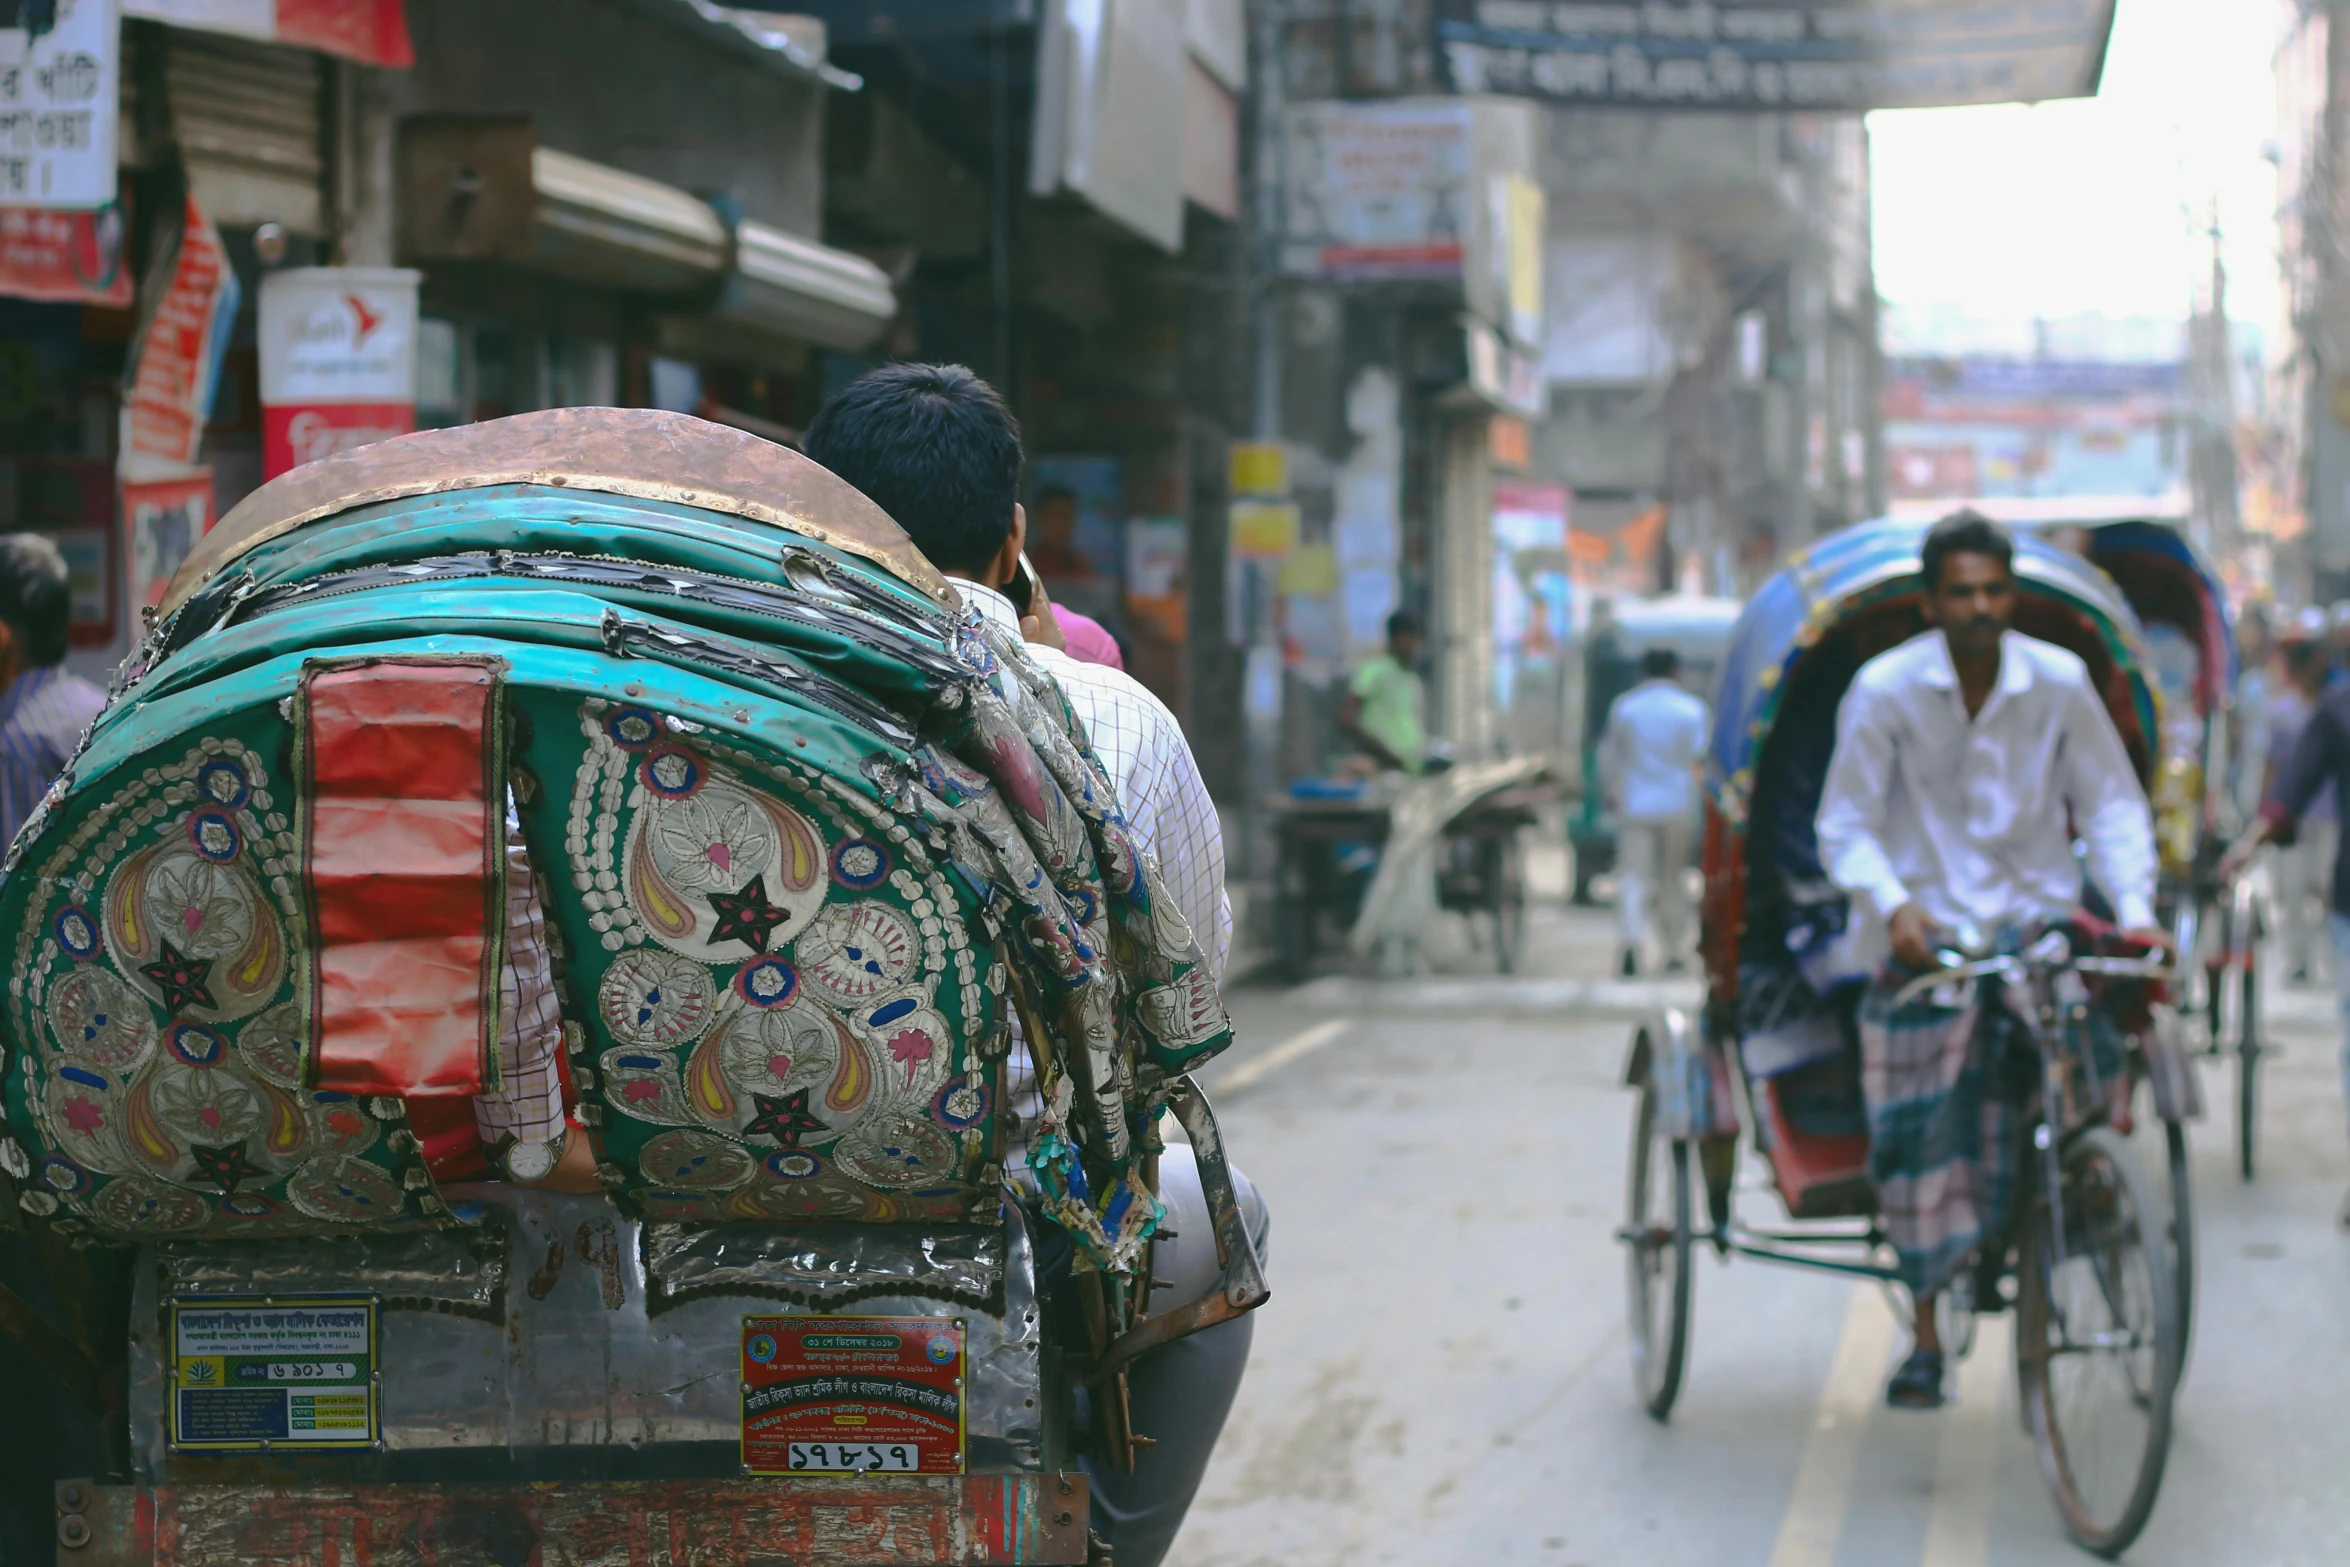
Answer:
[304, 662, 499, 1098]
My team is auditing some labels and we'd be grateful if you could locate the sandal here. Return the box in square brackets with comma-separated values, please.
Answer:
[1886, 1348, 1945, 1409]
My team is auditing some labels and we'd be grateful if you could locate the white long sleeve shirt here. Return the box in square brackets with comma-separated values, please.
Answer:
[1600, 679, 1710, 820]
[1815, 629, 2156, 941]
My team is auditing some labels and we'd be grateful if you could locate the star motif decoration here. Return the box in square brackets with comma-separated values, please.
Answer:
[141, 939, 217, 1013]
[744, 1089, 826, 1149]
[706, 873, 790, 952]
[190, 1140, 264, 1192]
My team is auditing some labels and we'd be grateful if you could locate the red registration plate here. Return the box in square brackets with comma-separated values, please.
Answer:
[741, 1315, 966, 1476]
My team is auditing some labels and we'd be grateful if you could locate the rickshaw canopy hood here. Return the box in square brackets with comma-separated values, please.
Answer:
[1708, 517, 2158, 825]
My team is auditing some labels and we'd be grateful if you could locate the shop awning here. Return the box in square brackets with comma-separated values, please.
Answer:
[528, 146, 730, 293]
[709, 220, 896, 354]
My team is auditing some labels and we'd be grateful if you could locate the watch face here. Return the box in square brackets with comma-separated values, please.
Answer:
[505, 1139, 558, 1183]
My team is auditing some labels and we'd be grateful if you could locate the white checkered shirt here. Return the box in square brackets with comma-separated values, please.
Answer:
[954, 580, 1232, 978]
[954, 580, 1232, 1154]
[472, 810, 569, 1161]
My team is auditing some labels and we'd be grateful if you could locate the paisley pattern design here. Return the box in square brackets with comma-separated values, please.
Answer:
[2, 739, 441, 1241]
[560, 701, 996, 1221]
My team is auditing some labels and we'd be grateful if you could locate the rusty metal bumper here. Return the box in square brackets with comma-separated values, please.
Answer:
[54, 1475, 1091, 1566]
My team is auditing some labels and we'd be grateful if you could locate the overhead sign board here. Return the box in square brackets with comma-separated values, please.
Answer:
[0, 0, 119, 209]
[1437, 0, 2118, 113]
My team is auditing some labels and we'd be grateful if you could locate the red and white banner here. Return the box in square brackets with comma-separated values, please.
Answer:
[123, 467, 215, 615]
[0, 203, 134, 306]
[259, 266, 420, 479]
[124, 197, 239, 469]
[121, 0, 413, 67]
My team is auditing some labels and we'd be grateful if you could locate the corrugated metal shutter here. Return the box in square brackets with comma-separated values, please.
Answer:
[163, 29, 324, 234]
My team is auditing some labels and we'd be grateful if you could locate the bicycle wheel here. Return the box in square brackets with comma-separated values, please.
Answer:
[2237, 963, 2260, 1182]
[2164, 1118, 2194, 1379]
[2016, 1125, 2180, 1559]
[1626, 1073, 1694, 1421]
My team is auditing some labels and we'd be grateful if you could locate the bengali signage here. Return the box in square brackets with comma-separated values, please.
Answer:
[740, 1316, 966, 1477]
[0, 0, 120, 209]
[123, 197, 239, 470]
[168, 1297, 379, 1453]
[0, 199, 130, 304]
[123, 466, 214, 615]
[1437, 0, 2119, 113]
[258, 266, 420, 478]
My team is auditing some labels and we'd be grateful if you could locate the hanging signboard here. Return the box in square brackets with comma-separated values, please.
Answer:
[120, 0, 414, 66]
[1282, 101, 1473, 281]
[258, 266, 421, 478]
[1436, 0, 2118, 113]
[0, 0, 120, 209]
[0, 200, 131, 305]
[123, 197, 239, 470]
[123, 466, 213, 615]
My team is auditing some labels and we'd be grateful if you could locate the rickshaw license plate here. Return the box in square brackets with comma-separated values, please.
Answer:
[167, 1296, 379, 1452]
[741, 1315, 965, 1476]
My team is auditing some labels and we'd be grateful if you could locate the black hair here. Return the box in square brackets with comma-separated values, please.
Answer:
[800, 363, 1024, 577]
[0, 534, 72, 667]
[1920, 508, 2015, 592]
[1641, 647, 1679, 679]
[1387, 609, 1423, 642]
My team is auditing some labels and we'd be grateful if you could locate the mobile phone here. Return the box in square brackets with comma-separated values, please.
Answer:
[1007, 552, 1040, 615]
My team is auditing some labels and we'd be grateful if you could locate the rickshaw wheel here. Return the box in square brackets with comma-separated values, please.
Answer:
[2016, 1126, 2179, 1559]
[2236, 961, 2261, 1182]
[1493, 836, 1528, 975]
[2164, 1118, 2194, 1378]
[1626, 1072, 1694, 1421]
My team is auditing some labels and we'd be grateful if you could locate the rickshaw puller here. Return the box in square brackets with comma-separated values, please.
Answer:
[1815, 511, 2164, 1409]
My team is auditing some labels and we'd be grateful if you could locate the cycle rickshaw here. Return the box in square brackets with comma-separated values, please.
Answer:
[2007, 514, 2251, 1184]
[1618, 518, 2201, 1558]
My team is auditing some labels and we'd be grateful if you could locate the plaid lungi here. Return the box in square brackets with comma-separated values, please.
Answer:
[1858, 971, 2032, 1298]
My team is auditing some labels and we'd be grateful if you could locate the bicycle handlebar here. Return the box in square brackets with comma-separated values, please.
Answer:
[1890, 949, 2173, 1010]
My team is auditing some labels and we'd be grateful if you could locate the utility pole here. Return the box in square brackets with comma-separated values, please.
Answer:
[2188, 198, 2240, 563]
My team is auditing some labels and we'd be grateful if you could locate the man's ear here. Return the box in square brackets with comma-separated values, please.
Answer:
[986, 504, 1027, 591]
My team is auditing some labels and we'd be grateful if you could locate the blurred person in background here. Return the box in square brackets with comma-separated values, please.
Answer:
[0, 534, 103, 845]
[2268, 612, 2335, 984]
[2233, 606, 2272, 821]
[1600, 647, 1709, 976]
[1337, 610, 1428, 775]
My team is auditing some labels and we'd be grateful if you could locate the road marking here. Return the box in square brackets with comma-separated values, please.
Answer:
[1216, 1018, 1352, 1094]
[1767, 1282, 1896, 1567]
[1921, 1313, 2012, 1567]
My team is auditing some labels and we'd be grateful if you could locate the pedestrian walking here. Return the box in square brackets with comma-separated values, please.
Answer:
[0, 535, 103, 846]
[1600, 647, 1709, 976]
[2267, 616, 2334, 983]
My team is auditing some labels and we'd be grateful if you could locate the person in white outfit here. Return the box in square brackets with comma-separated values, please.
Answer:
[1601, 647, 1711, 975]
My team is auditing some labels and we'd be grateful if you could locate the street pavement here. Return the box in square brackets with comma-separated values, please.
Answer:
[1167, 875, 2350, 1567]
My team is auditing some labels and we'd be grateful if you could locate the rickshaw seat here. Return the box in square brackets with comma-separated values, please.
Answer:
[1752, 1059, 1875, 1220]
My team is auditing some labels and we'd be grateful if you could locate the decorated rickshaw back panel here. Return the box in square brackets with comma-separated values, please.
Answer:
[0, 647, 1009, 1244]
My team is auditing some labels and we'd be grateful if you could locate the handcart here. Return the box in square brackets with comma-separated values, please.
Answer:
[1618, 518, 2202, 1558]
[1272, 771, 1564, 979]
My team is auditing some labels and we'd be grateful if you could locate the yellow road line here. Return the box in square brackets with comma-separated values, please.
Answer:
[1216, 1017, 1351, 1094]
[1921, 1313, 2012, 1567]
[1767, 1283, 1896, 1567]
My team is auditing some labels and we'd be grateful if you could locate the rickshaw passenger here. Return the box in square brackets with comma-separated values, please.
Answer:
[1815, 511, 2163, 1409]
[803, 365, 1261, 1567]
